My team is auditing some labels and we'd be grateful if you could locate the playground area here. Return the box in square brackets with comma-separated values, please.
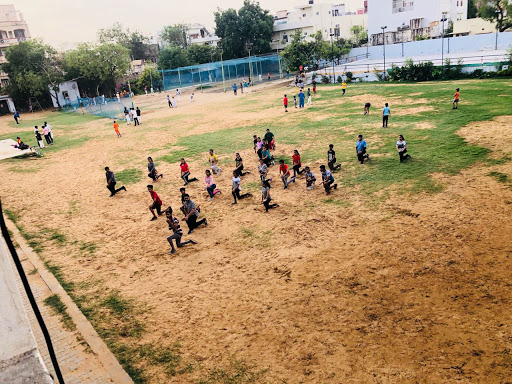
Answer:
[0, 78, 511, 383]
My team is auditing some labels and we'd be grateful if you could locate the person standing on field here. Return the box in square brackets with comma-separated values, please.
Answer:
[44, 122, 54, 143]
[298, 89, 305, 109]
[341, 81, 347, 96]
[283, 94, 288, 112]
[382, 103, 390, 128]
[307, 88, 312, 105]
[267, 72, 271, 81]
[136, 107, 141, 124]
[105, 167, 126, 197]
[176, 89, 181, 102]
[452, 88, 460, 109]
[13, 111, 20, 124]
[34, 128, 44, 148]
[233, 83, 237, 95]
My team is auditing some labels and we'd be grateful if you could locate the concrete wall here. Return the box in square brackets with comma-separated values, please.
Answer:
[0, 238, 53, 383]
[350, 31, 512, 59]
[50, 80, 80, 108]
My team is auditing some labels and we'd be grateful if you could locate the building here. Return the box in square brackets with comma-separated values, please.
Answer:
[49, 80, 80, 108]
[368, 0, 467, 45]
[0, 5, 31, 86]
[271, 0, 367, 50]
[452, 17, 497, 36]
[187, 24, 220, 47]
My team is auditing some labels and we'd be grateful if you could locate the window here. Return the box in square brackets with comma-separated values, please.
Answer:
[316, 12, 319, 15]
[62, 91, 69, 98]
[283, 34, 288, 42]
[303, 13, 306, 17]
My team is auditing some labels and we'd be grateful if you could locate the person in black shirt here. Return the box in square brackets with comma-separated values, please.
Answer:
[166, 208, 196, 254]
[34, 128, 44, 148]
[327, 144, 341, 171]
[234, 153, 250, 177]
[105, 167, 126, 197]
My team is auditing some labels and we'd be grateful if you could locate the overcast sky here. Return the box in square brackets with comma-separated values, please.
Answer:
[15, 0, 299, 50]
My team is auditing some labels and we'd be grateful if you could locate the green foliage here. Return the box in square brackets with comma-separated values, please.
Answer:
[3, 40, 65, 109]
[160, 24, 188, 49]
[468, 0, 478, 18]
[478, 0, 512, 32]
[214, 0, 274, 59]
[97, 22, 151, 60]
[445, 20, 454, 35]
[44, 294, 76, 331]
[137, 66, 161, 89]
[187, 44, 217, 65]
[488, 171, 512, 188]
[350, 25, 368, 47]
[80, 241, 97, 254]
[158, 45, 191, 70]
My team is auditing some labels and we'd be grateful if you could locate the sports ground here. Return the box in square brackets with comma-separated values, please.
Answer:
[0, 78, 511, 383]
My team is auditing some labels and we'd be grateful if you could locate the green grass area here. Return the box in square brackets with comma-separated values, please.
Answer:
[115, 168, 143, 185]
[9, 111, 100, 129]
[488, 171, 512, 188]
[79, 241, 97, 254]
[160, 79, 511, 198]
[44, 294, 76, 331]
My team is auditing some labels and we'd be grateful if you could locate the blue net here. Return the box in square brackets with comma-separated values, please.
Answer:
[61, 95, 133, 120]
[160, 54, 283, 91]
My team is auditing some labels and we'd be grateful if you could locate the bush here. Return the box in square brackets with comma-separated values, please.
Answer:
[346, 71, 353, 82]
[321, 74, 330, 84]
[337, 75, 342, 83]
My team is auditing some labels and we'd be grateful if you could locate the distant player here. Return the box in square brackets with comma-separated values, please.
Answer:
[292, 149, 303, 177]
[147, 157, 163, 182]
[356, 134, 370, 164]
[147, 185, 163, 221]
[307, 88, 312, 105]
[136, 107, 141, 124]
[167, 95, 171, 107]
[364, 102, 371, 115]
[382, 103, 390, 128]
[298, 89, 305, 109]
[165, 208, 196, 255]
[105, 167, 126, 197]
[320, 165, 337, 194]
[293, 95, 297, 108]
[113, 121, 121, 138]
[452, 88, 460, 109]
[283, 94, 288, 112]
[233, 83, 237, 95]
[176, 88, 181, 102]
[341, 81, 347, 95]
[261, 180, 279, 213]
[304, 166, 316, 190]
[327, 144, 341, 171]
[396, 134, 411, 162]
[180, 158, 198, 185]
[190, 93, 195, 102]
[231, 171, 252, 204]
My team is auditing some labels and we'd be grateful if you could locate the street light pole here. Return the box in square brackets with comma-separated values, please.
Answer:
[245, 41, 253, 85]
[273, 39, 283, 79]
[330, 33, 335, 83]
[219, 46, 226, 93]
[401, 23, 406, 57]
[381, 26, 387, 79]
[495, 10, 499, 50]
[441, 17, 445, 72]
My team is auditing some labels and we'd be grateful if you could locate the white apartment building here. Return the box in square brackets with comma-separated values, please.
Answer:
[368, 0, 467, 45]
[0, 4, 31, 85]
[187, 24, 220, 47]
[271, 0, 367, 50]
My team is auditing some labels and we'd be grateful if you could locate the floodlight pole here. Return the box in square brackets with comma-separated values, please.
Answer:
[273, 39, 283, 79]
[441, 17, 445, 72]
[401, 23, 406, 57]
[495, 10, 499, 50]
[220, 47, 226, 92]
[330, 33, 335, 83]
[381, 26, 387, 79]
[245, 42, 254, 85]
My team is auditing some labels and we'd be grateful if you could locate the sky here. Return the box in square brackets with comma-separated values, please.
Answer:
[14, 0, 299, 50]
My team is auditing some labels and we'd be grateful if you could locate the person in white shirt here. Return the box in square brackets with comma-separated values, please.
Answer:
[396, 134, 411, 163]
[44, 122, 53, 144]
[176, 89, 181, 102]
[150, 86, 154, 95]
[231, 171, 251, 204]
[190, 93, 194, 102]
[172, 97, 177, 108]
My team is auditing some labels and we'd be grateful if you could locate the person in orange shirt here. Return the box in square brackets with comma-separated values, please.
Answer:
[452, 88, 460, 109]
[113, 121, 121, 138]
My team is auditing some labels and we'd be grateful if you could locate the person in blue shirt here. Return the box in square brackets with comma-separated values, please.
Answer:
[382, 103, 391, 127]
[13, 111, 20, 124]
[233, 83, 237, 95]
[298, 89, 305, 108]
[356, 134, 369, 164]
[320, 165, 337, 194]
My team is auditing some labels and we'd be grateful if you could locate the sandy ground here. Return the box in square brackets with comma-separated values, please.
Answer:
[0, 83, 511, 383]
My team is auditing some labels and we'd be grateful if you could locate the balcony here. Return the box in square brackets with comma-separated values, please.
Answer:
[273, 19, 314, 32]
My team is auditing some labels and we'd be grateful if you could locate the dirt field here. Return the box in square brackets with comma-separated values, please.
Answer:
[1, 79, 511, 383]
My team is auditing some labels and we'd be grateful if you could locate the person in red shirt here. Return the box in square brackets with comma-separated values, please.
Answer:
[283, 94, 288, 113]
[292, 149, 303, 177]
[279, 159, 295, 189]
[147, 185, 163, 221]
[180, 158, 198, 185]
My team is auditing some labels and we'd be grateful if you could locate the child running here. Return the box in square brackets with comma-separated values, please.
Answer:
[327, 144, 341, 171]
[147, 157, 163, 182]
[113, 121, 121, 138]
[180, 158, 198, 185]
[166, 208, 196, 255]
[341, 81, 347, 96]
[283, 94, 288, 112]
[279, 160, 295, 189]
[147, 185, 163, 221]
[319, 165, 337, 194]
[261, 180, 279, 212]
[204, 170, 221, 201]
[304, 166, 316, 190]
[208, 149, 222, 175]
[452, 88, 460, 109]
[292, 149, 303, 177]
[231, 171, 252, 205]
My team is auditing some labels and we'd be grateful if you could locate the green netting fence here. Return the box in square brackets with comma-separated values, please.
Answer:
[160, 54, 284, 91]
[61, 95, 133, 120]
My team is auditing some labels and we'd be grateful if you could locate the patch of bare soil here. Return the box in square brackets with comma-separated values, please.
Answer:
[458, 115, 512, 155]
[414, 122, 434, 130]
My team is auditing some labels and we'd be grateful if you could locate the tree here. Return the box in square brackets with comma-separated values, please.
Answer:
[214, 0, 274, 59]
[137, 66, 161, 89]
[280, 30, 315, 71]
[468, 0, 479, 18]
[158, 45, 191, 69]
[3, 40, 65, 108]
[160, 24, 188, 48]
[187, 44, 216, 64]
[479, 0, 512, 32]
[97, 22, 150, 60]
[350, 26, 368, 47]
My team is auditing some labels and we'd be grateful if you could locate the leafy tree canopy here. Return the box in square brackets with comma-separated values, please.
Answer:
[478, 0, 512, 32]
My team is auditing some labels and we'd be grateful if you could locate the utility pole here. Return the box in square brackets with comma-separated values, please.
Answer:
[245, 41, 253, 85]
[401, 23, 406, 57]
[219, 45, 226, 92]
[495, 10, 499, 50]
[381, 26, 387, 79]
[330, 33, 335, 83]
[441, 17, 446, 72]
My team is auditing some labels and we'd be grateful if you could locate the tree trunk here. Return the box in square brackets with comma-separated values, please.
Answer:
[50, 87, 62, 110]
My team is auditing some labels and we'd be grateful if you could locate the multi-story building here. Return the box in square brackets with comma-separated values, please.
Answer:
[0, 4, 31, 86]
[187, 24, 220, 47]
[271, 0, 367, 50]
[368, 0, 467, 45]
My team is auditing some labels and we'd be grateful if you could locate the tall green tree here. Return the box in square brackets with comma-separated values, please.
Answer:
[280, 30, 315, 71]
[350, 25, 368, 47]
[3, 40, 65, 108]
[467, 0, 478, 18]
[478, 0, 512, 32]
[214, 0, 273, 59]
[187, 44, 216, 64]
[137, 66, 161, 89]
[158, 45, 191, 69]
[97, 22, 150, 60]
[160, 24, 188, 48]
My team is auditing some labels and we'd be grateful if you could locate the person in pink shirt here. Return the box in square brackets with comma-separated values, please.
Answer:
[42, 125, 51, 145]
[204, 170, 221, 201]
